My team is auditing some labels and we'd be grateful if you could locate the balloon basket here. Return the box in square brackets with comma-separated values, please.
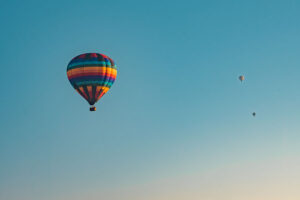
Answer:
[90, 106, 96, 111]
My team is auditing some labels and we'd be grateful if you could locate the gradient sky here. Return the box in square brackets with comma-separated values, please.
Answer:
[1, 0, 300, 199]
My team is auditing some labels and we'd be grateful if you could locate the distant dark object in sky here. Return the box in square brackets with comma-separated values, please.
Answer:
[252, 112, 256, 117]
[67, 53, 117, 111]
[239, 75, 245, 82]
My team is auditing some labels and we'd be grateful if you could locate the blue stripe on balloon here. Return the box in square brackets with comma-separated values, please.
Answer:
[68, 61, 111, 68]
[71, 80, 115, 87]
[69, 76, 115, 82]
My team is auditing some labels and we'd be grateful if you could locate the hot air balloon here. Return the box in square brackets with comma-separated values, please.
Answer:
[239, 75, 244, 82]
[67, 53, 117, 111]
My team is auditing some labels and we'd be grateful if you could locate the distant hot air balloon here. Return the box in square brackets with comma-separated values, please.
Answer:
[67, 53, 117, 111]
[239, 75, 245, 82]
[252, 112, 256, 117]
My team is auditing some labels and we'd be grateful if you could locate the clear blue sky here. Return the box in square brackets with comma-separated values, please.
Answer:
[1, 0, 300, 199]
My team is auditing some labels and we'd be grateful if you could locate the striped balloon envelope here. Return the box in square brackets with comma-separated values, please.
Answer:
[67, 53, 117, 111]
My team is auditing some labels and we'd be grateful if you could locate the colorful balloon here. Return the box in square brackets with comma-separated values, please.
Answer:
[67, 53, 117, 111]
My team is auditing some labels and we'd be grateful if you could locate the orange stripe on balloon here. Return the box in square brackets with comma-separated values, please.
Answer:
[96, 87, 110, 101]
[78, 87, 88, 100]
[94, 86, 102, 100]
[87, 86, 93, 100]
[67, 67, 117, 77]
